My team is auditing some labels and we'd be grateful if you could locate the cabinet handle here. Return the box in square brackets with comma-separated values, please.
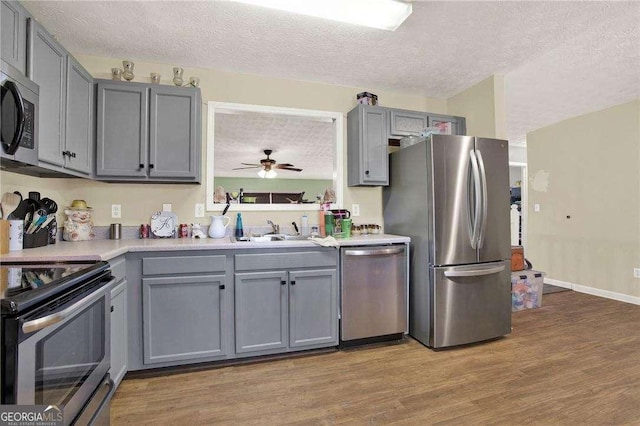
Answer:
[280, 280, 286, 286]
[139, 163, 144, 169]
[110, 305, 114, 312]
[290, 280, 296, 286]
[219, 284, 225, 290]
[365, 170, 370, 175]
[149, 164, 155, 169]
[62, 150, 70, 157]
[70, 152, 76, 158]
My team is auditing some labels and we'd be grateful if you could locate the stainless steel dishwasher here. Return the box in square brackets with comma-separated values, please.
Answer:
[340, 245, 407, 343]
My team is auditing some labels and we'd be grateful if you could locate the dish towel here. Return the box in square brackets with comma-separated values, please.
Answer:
[309, 236, 339, 247]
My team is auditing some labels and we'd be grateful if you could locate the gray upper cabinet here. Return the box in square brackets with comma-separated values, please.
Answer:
[142, 274, 230, 364]
[64, 56, 94, 174]
[96, 80, 201, 183]
[27, 18, 66, 167]
[388, 109, 428, 138]
[347, 105, 389, 186]
[427, 113, 466, 136]
[1, 1, 29, 74]
[96, 82, 148, 178]
[149, 86, 199, 179]
[27, 17, 94, 177]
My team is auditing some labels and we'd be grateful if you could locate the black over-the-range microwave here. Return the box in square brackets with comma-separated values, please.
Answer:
[1, 60, 39, 169]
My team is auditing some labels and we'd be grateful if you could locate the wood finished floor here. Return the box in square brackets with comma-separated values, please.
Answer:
[111, 291, 640, 425]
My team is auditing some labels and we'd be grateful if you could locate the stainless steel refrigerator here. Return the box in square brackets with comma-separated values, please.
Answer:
[383, 135, 511, 348]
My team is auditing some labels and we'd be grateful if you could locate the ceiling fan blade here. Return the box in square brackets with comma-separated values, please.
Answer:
[240, 163, 261, 166]
[277, 163, 294, 167]
[232, 166, 260, 170]
[279, 167, 303, 172]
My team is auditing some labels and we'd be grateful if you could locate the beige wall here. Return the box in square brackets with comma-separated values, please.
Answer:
[527, 100, 640, 298]
[0, 54, 447, 228]
[447, 75, 506, 139]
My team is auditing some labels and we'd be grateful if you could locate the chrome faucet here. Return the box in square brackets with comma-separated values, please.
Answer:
[267, 220, 280, 234]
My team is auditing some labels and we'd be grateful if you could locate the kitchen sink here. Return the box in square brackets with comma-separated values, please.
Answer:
[231, 234, 309, 243]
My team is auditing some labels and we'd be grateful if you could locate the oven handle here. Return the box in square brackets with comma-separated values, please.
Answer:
[22, 279, 113, 334]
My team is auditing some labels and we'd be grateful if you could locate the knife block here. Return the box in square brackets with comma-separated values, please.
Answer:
[23, 228, 49, 249]
[0, 220, 9, 254]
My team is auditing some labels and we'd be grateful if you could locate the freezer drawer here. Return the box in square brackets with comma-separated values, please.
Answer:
[431, 260, 511, 348]
[340, 246, 407, 341]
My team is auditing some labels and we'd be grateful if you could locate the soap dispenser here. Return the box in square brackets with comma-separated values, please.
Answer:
[235, 213, 244, 238]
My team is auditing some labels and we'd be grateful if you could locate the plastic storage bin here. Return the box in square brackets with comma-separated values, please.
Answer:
[511, 270, 544, 311]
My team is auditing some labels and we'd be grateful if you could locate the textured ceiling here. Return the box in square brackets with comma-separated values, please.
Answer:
[23, 1, 640, 147]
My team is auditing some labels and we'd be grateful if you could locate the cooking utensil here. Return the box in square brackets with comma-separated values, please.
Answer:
[41, 198, 58, 214]
[1, 192, 21, 220]
[222, 203, 230, 216]
[291, 221, 299, 234]
[9, 199, 29, 220]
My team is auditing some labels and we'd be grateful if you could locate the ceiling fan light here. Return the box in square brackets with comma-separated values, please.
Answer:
[266, 169, 277, 178]
[257, 169, 267, 178]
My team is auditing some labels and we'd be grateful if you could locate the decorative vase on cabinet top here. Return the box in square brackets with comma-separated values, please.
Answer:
[208, 215, 230, 239]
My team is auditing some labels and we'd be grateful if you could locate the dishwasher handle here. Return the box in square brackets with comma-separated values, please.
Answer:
[343, 247, 404, 256]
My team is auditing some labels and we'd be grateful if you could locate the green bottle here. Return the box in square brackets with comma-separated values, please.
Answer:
[235, 213, 244, 238]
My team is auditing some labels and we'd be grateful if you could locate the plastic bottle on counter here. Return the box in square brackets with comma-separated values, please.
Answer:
[301, 214, 309, 236]
[235, 213, 244, 238]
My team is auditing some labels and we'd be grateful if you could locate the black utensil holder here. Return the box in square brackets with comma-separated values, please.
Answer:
[23, 228, 49, 249]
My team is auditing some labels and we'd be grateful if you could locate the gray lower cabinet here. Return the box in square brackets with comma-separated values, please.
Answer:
[26, 18, 94, 177]
[96, 80, 201, 182]
[142, 274, 229, 364]
[1, 1, 29, 74]
[110, 279, 128, 389]
[347, 104, 389, 186]
[235, 265, 338, 355]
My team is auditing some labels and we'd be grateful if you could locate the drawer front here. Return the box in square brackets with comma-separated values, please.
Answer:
[143, 255, 226, 276]
[235, 251, 337, 272]
[109, 256, 127, 283]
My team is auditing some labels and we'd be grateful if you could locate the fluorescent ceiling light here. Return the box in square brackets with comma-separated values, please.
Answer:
[229, 0, 412, 31]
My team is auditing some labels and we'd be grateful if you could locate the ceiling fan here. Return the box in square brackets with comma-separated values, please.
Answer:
[232, 149, 302, 178]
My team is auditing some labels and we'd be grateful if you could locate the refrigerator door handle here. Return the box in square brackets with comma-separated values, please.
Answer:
[444, 264, 505, 277]
[468, 150, 482, 249]
[475, 149, 489, 248]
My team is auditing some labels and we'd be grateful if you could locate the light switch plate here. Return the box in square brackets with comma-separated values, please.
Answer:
[111, 204, 121, 219]
[534, 204, 540, 212]
[352, 204, 360, 217]
[634, 268, 640, 278]
[195, 203, 205, 218]
[162, 204, 172, 212]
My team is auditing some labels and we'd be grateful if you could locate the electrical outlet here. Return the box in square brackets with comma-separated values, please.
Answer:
[111, 204, 121, 219]
[162, 203, 172, 212]
[195, 203, 205, 218]
[352, 204, 360, 217]
[534, 204, 540, 212]
[634, 268, 640, 279]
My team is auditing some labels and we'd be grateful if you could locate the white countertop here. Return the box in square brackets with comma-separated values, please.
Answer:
[0, 234, 410, 263]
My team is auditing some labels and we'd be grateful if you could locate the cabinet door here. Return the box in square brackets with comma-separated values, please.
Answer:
[149, 86, 199, 179]
[27, 18, 66, 167]
[142, 274, 229, 364]
[347, 105, 388, 186]
[96, 83, 148, 178]
[427, 114, 466, 136]
[65, 56, 93, 174]
[235, 271, 288, 354]
[110, 280, 128, 389]
[1, 1, 28, 74]
[389, 109, 428, 137]
[289, 269, 338, 348]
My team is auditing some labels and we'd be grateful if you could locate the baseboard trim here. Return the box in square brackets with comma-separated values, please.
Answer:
[544, 277, 640, 306]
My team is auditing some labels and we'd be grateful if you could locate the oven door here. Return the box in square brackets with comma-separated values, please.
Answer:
[15, 278, 113, 425]
[1, 61, 39, 166]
